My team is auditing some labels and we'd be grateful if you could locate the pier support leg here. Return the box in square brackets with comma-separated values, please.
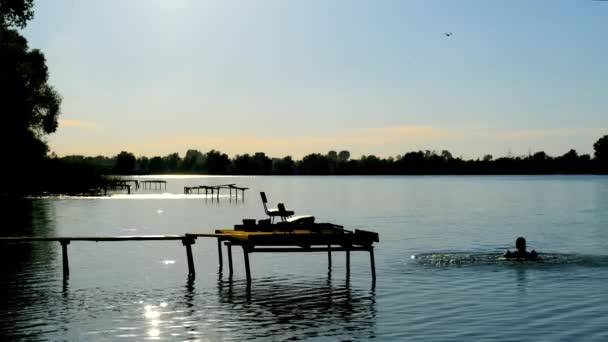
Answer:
[346, 248, 350, 279]
[60, 240, 70, 279]
[327, 245, 332, 270]
[243, 246, 251, 282]
[227, 243, 233, 275]
[182, 238, 196, 279]
[369, 247, 376, 281]
[217, 239, 223, 271]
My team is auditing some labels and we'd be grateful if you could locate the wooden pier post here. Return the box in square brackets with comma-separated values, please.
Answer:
[243, 246, 251, 282]
[327, 244, 332, 270]
[182, 238, 196, 278]
[346, 248, 350, 278]
[369, 247, 376, 281]
[217, 238, 223, 271]
[60, 239, 70, 278]
[227, 243, 233, 275]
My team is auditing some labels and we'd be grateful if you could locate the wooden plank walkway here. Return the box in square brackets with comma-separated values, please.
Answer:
[0, 227, 378, 283]
[0, 235, 196, 279]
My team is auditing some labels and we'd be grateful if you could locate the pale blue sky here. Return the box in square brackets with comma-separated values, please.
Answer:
[23, 0, 608, 158]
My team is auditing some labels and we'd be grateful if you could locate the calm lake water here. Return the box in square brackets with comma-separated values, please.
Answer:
[1, 175, 608, 341]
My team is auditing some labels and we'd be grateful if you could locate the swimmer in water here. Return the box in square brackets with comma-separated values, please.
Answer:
[504, 237, 539, 260]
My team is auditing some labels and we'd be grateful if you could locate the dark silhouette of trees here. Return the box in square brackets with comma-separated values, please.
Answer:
[182, 149, 205, 172]
[594, 135, 608, 171]
[113, 151, 136, 175]
[148, 156, 164, 174]
[1, 0, 62, 195]
[0, 0, 33, 28]
[52, 136, 608, 178]
[164, 153, 180, 172]
[594, 135, 608, 161]
[272, 156, 296, 175]
[338, 150, 350, 162]
[204, 150, 230, 174]
[298, 153, 331, 175]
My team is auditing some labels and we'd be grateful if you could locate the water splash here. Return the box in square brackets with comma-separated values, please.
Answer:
[412, 252, 608, 267]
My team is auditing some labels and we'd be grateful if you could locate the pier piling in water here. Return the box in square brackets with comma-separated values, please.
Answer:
[243, 246, 251, 282]
[182, 237, 196, 278]
[60, 239, 70, 278]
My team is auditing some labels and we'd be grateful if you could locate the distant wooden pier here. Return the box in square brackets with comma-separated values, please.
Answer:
[141, 180, 167, 190]
[184, 184, 249, 199]
[104, 183, 131, 195]
[120, 179, 140, 190]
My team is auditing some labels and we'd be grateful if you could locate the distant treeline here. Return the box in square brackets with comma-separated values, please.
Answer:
[61, 135, 608, 176]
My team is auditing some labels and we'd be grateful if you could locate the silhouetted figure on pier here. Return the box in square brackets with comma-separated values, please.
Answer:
[505, 237, 539, 260]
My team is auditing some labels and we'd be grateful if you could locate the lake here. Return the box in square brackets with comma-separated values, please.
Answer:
[1, 175, 608, 341]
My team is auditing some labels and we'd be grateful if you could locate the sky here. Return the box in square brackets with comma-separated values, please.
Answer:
[22, 0, 608, 159]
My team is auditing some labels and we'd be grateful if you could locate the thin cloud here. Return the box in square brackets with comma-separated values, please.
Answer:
[58, 119, 98, 128]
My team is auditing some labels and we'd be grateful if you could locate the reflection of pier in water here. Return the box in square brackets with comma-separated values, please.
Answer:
[216, 275, 377, 340]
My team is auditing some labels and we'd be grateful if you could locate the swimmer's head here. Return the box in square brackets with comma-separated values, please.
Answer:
[515, 237, 526, 252]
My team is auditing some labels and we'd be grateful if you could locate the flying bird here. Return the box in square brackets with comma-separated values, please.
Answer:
[445, 32, 453, 37]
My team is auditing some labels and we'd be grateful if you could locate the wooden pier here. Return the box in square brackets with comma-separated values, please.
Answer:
[103, 183, 131, 195]
[190, 223, 379, 282]
[0, 235, 196, 279]
[104, 179, 141, 194]
[184, 184, 249, 200]
[120, 179, 140, 190]
[141, 180, 167, 190]
[0, 224, 378, 283]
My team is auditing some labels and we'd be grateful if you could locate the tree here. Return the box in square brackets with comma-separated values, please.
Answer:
[298, 153, 330, 175]
[272, 156, 295, 175]
[182, 149, 204, 172]
[1, 0, 62, 194]
[136, 156, 149, 173]
[594, 135, 608, 163]
[232, 154, 253, 174]
[113, 151, 136, 175]
[338, 150, 350, 162]
[148, 156, 164, 174]
[252, 152, 272, 174]
[0, 0, 33, 28]
[163, 153, 181, 172]
[327, 150, 338, 162]
[204, 150, 230, 174]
